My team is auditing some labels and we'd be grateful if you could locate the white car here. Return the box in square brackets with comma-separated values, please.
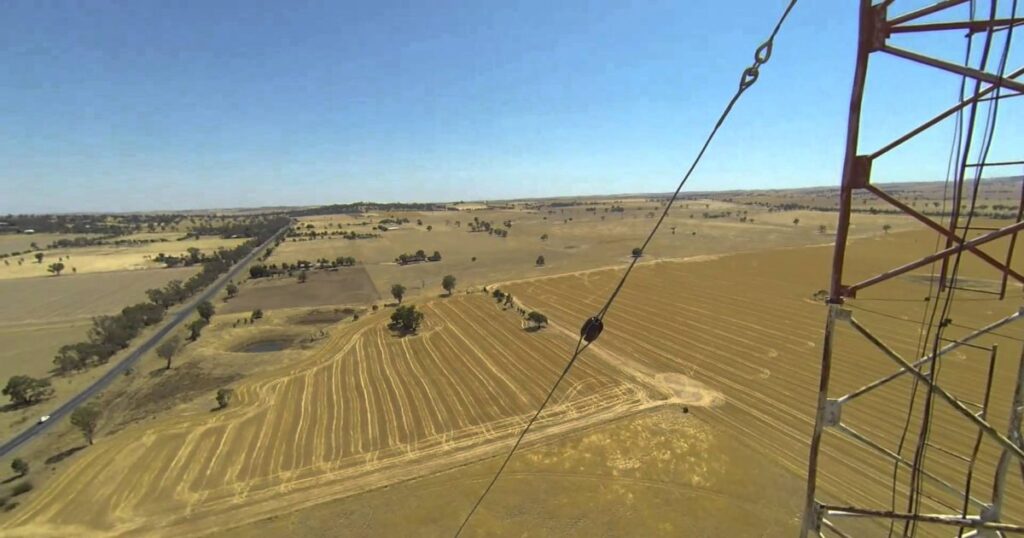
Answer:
[38, 415, 50, 424]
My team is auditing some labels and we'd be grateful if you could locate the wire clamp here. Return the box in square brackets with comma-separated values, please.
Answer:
[580, 316, 604, 343]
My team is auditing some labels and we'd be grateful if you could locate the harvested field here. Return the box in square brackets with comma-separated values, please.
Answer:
[5, 228, 1023, 536]
[0, 267, 199, 324]
[0, 233, 100, 255]
[271, 204, 910, 303]
[501, 231, 1024, 534]
[4, 293, 707, 535]
[0, 237, 244, 280]
[226, 408, 805, 537]
[220, 267, 380, 314]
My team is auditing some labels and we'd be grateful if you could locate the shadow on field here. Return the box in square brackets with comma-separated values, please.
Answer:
[44, 445, 86, 465]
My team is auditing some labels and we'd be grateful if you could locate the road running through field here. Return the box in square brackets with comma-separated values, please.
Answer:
[0, 224, 290, 459]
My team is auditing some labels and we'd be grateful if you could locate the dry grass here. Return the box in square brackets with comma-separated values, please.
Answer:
[3, 192, 1024, 536]
[0, 237, 244, 280]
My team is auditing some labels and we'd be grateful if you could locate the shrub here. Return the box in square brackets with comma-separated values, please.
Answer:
[11, 482, 33, 497]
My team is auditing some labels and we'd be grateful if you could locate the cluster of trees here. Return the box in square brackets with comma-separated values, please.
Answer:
[47, 218, 286, 376]
[395, 250, 441, 265]
[288, 202, 438, 217]
[390, 305, 424, 334]
[53, 302, 168, 373]
[287, 229, 379, 240]
[489, 288, 547, 329]
[2, 376, 53, 406]
[249, 256, 358, 279]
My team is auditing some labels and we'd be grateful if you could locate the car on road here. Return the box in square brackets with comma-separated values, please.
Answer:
[38, 415, 50, 424]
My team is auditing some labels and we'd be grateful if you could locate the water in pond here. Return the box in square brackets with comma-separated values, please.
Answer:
[240, 339, 291, 353]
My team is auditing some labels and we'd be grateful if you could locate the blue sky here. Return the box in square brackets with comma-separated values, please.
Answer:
[1, 0, 1021, 213]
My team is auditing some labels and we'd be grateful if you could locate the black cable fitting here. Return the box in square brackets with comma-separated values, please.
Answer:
[580, 316, 604, 343]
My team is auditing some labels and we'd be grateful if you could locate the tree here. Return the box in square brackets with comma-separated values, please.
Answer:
[47, 262, 65, 276]
[631, 247, 643, 257]
[70, 403, 101, 445]
[188, 318, 209, 341]
[390, 305, 424, 334]
[2, 376, 53, 406]
[156, 336, 179, 370]
[818, 224, 827, 234]
[540, 234, 548, 241]
[426, 225, 433, 232]
[442, 275, 457, 296]
[34, 252, 43, 264]
[391, 284, 406, 304]
[793, 218, 800, 226]
[186, 247, 202, 264]
[196, 300, 215, 321]
[225, 283, 239, 298]
[536, 255, 545, 266]
[216, 388, 235, 409]
[297, 270, 308, 283]
[883, 224, 892, 234]
[251, 308, 264, 321]
[527, 311, 549, 329]
[11, 458, 29, 477]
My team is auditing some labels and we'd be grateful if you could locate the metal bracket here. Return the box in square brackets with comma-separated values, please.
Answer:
[864, 2, 889, 52]
[850, 155, 872, 189]
[823, 399, 843, 428]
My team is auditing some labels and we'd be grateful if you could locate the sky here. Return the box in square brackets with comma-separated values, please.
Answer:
[1, 0, 1021, 213]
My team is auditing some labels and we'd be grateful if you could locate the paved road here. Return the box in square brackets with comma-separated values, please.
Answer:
[0, 224, 290, 459]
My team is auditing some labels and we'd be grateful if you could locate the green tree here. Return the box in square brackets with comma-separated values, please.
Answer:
[188, 318, 210, 341]
[11, 458, 29, 477]
[631, 247, 643, 257]
[883, 224, 892, 234]
[2, 376, 53, 406]
[793, 218, 800, 226]
[196, 300, 215, 321]
[156, 336, 179, 370]
[818, 224, 827, 234]
[442, 275, 457, 296]
[527, 311, 549, 329]
[390, 305, 424, 334]
[540, 234, 548, 241]
[70, 403, 101, 445]
[391, 284, 406, 304]
[536, 255, 545, 266]
[47, 262, 65, 276]
[216, 388, 235, 409]
[186, 247, 202, 264]
[250, 308, 264, 321]
[225, 283, 239, 298]
[34, 252, 43, 264]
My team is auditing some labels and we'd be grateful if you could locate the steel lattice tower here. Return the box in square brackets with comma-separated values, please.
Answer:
[801, 1, 1024, 536]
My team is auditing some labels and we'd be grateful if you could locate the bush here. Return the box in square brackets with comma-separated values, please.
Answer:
[216, 388, 235, 409]
[11, 458, 28, 477]
[11, 482, 33, 497]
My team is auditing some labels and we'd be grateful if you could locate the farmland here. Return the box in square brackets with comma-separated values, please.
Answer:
[0, 185, 1022, 536]
[0, 236, 245, 280]
[0, 267, 200, 436]
[265, 198, 910, 303]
